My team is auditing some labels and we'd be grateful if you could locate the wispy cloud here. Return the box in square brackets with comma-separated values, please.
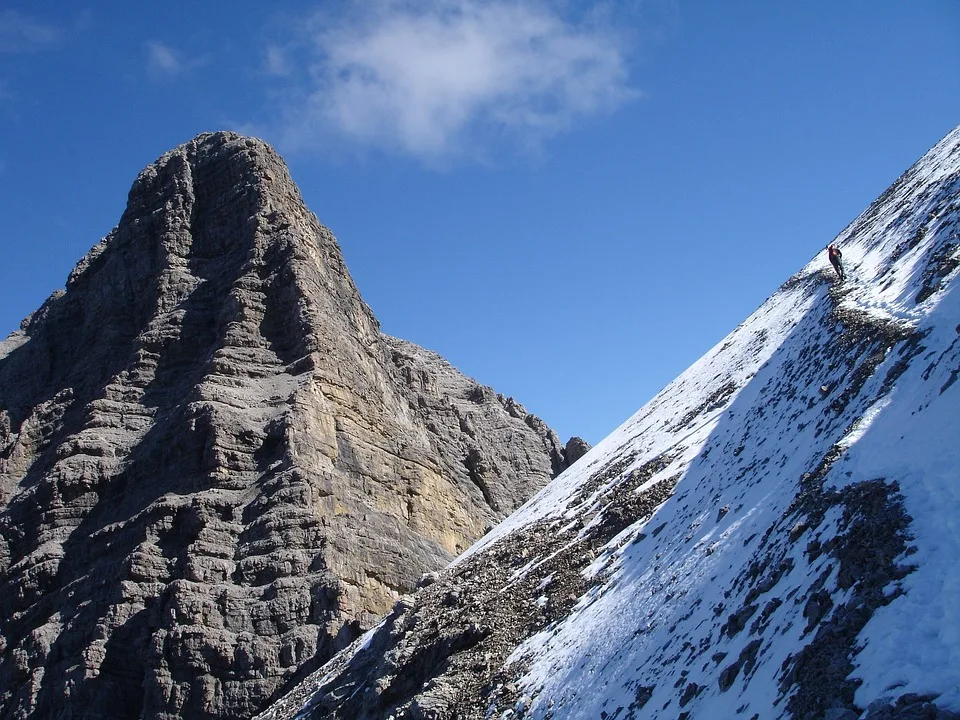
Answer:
[0, 10, 60, 54]
[266, 0, 639, 164]
[263, 45, 292, 77]
[147, 41, 180, 75]
[145, 40, 207, 80]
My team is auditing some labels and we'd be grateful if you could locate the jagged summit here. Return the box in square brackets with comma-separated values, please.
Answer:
[259, 127, 960, 720]
[0, 132, 573, 719]
[4, 131, 365, 403]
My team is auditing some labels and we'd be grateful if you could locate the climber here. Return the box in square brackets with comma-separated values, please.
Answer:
[827, 244, 845, 281]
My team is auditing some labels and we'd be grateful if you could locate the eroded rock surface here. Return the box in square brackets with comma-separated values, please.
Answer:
[0, 132, 567, 720]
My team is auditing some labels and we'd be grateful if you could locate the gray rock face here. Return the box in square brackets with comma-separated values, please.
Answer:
[0, 132, 566, 720]
[563, 435, 591, 467]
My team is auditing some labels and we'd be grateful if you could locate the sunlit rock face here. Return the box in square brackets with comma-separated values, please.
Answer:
[0, 132, 569, 720]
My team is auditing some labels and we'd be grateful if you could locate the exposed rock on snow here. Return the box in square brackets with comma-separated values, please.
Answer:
[0, 132, 569, 720]
[259, 126, 960, 719]
[563, 435, 591, 468]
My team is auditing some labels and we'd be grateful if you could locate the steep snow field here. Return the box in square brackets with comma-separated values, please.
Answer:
[465, 127, 960, 718]
[261, 126, 960, 720]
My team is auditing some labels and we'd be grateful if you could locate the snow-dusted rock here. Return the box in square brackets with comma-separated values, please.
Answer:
[259, 127, 960, 720]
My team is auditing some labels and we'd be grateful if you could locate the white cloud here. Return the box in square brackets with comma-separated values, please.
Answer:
[0, 10, 60, 54]
[145, 41, 209, 80]
[269, 0, 639, 163]
[264, 45, 292, 77]
[146, 41, 183, 77]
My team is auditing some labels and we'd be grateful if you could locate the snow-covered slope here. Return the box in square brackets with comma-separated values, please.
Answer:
[260, 126, 960, 720]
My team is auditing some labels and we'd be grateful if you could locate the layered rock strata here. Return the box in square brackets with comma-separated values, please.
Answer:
[0, 132, 569, 720]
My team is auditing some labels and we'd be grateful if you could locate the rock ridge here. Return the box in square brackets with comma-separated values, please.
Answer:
[0, 131, 570, 719]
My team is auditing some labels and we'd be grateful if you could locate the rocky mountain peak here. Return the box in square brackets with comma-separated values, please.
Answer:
[0, 132, 571, 719]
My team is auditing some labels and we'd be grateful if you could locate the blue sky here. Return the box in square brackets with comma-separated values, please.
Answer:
[1, 1, 958, 444]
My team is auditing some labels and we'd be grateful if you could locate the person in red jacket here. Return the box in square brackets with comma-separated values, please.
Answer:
[827, 244, 845, 281]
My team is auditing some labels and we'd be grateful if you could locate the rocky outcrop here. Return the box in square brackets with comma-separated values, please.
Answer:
[0, 132, 567, 720]
[563, 435, 591, 467]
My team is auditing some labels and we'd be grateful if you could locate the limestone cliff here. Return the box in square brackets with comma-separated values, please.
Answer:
[0, 132, 568, 720]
